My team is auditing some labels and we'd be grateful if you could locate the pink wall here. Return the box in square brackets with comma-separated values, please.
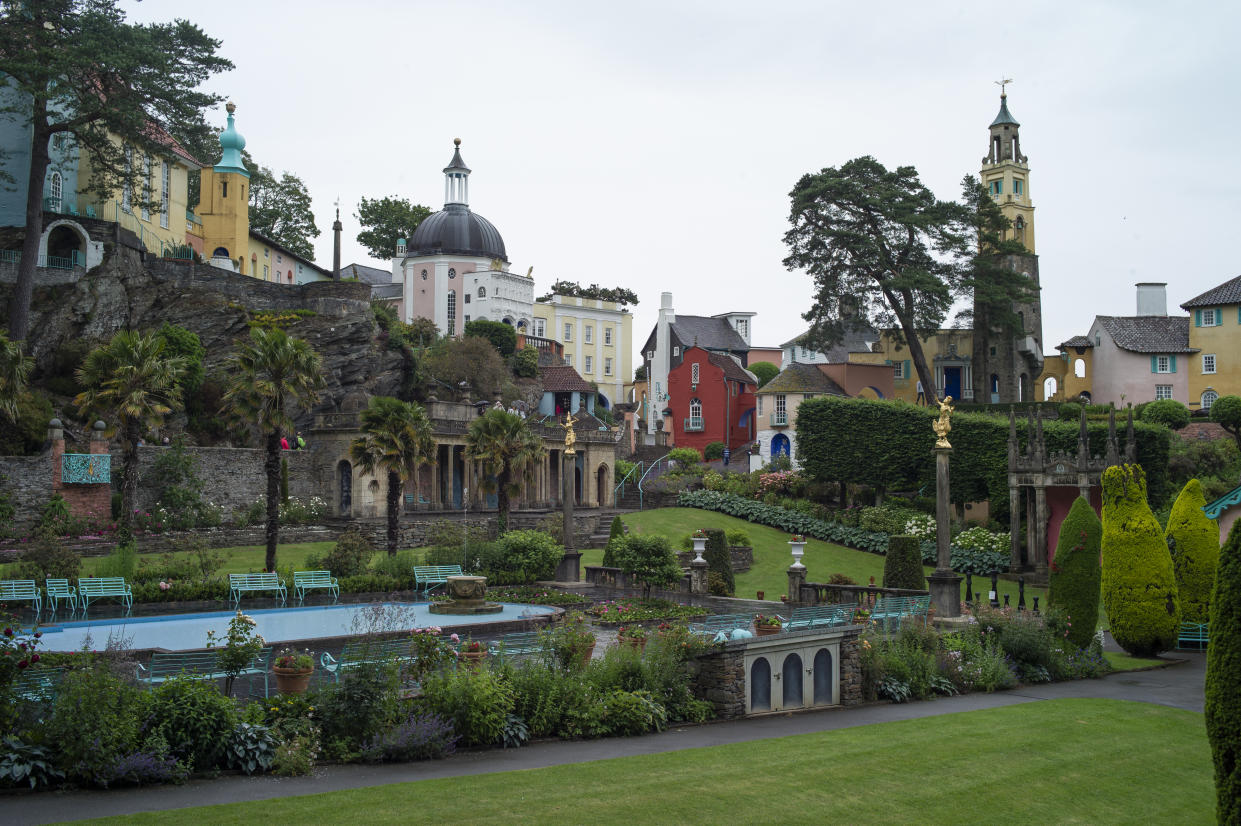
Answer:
[749, 347, 783, 368]
[1220, 507, 1239, 547]
[1089, 322, 1188, 406]
[1045, 486, 1102, 568]
[819, 363, 895, 400]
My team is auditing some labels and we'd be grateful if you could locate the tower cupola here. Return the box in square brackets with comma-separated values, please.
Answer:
[215, 101, 249, 178]
[985, 92, 1024, 164]
[443, 137, 470, 207]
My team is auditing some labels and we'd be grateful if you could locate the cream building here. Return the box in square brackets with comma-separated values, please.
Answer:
[532, 294, 633, 409]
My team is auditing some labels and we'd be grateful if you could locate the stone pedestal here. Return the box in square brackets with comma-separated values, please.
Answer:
[931, 447, 961, 617]
[926, 571, 963, 619]
[690, 558, 709, 595]
[555, 551, 582, 583]
[787, 565, 806, 605]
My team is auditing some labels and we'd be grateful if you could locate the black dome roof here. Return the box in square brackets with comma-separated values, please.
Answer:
[408, 204, 507, 262]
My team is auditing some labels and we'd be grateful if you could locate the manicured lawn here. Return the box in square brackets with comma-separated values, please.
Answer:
[72, 542, 393, 576]
[84, 699, 1213, 825]
[620, 507, 1049, 609]
[1104, 651, 1173, 671]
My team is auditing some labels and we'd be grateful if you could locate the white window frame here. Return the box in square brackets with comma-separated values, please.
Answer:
[533, 319, 545, 337]
[604, 327, 612, 345]
[121, 147, 133, 213]
[1203, 390, 1219, 410]
[775, 395, 786, 416]
[1155, 385, 1173, 401]
[447, 290, 457, 337]
[49, 171, 62, 211]
[564, 323, 572, 342]
[584, 355, 593, 373]
[689, 398, 702, 422]
[565, 354, 573, 367]
[160, 161, 170, 228]
[757, 396, 763, 415]
[1156, 355, 1170, 374]
[141, 155, 152, 221]
[604, 357, 612, 376]
[1203, 354, 1217, 374]
[691, 362, 700, 384]
[1203, 308, 1219, 327]
[585, 325, 593, 344]
[893, 361, 907, 379]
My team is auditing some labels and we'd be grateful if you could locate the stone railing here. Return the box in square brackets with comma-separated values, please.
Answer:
[799, 582, 929, 607]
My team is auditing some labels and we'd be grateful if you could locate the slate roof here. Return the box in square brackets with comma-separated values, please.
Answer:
[641, 314, 749, 356]
[756, 362, 847, 396]
[339, 262, 394, 285]
[1096, 316, 1196, 354]
[990, 95, 1020, 127]
[370, 283, 402, 300]
[1181, 274, 1241, 309]
[780, 323, 879, 362]
[540, 364, 594, 394]
[706, 351, 758, 385]
[1058, 335, 1094, 349]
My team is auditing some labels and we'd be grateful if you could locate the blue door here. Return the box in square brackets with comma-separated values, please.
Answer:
[771, 433, 790, 458]
[943, 366, 962, 400]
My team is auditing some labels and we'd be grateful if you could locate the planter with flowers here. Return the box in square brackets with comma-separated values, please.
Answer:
[691, 529, 709, 563]
[459, 638, 488, 666]
[272, 647, 314, 694]
[617, 625, 648, 651]
[788, 534, 807, 569]
[753, 613, 783, 636]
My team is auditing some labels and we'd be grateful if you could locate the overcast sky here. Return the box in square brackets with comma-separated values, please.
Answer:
[126, 0, 1240, 357]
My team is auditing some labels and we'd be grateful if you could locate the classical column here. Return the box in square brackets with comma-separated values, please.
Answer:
[555, 449, 581, 582]
[926, 446, 962, 618]
[1009, 485, 1022, 570]
[1034, 484, 1049, 574]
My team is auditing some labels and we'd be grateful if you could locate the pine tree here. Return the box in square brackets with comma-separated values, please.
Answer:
[1206, 520, 1241, 823]
[1164, 479, 1220, 623]
[1048, 497, 1102, 650]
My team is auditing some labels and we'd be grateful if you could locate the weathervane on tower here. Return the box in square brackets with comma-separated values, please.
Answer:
[995, 77, 1013, 96]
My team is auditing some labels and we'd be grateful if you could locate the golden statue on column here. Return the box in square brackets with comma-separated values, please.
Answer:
[932, 396, 955, 449]
[563, 411, 578, 455]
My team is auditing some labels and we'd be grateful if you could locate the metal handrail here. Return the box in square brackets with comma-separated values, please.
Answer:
[635, 452, 672, 510]
[613, 460, 644, 502]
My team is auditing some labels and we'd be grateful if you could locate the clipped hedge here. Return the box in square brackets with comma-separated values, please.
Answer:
[1101, 464, 1179, 656]
[704, 529, 734, 596]
[1048, 496, 1102, 650]
[1164, 479, 1220, 624]
[1206, 520, 1241, 823]
[677, 490, 1008, 574]
[883, 535, 924, 590]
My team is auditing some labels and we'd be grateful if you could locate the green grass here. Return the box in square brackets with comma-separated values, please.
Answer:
[1104, 651, 1172, 671]
[620, 507, 1049, 608]
[82, 699, 1213, 825]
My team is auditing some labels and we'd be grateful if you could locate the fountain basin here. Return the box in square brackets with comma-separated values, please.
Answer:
[428, 575, 504, 615]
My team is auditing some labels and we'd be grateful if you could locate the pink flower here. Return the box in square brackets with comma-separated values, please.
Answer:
[450, 633, 460, 642]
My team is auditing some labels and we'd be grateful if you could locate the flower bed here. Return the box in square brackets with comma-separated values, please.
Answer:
[586, 598, 708, 624]
[487, 587, 588, 606]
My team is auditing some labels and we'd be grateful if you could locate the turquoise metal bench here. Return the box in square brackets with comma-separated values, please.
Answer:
[229, 572, 287, 606]
[135, 647, 273, 697]
[320, 638, 418, 682]
[413, 565, 463, 594]
[688, 613, 755, 637]
[13, 667, 65, 703]
[1177, 621, 1208, 650]
[293, 570, 339, 602]
[45, 578, 77, 613]
[77, 577, 133, 612]
[492, 631, 545, 660]
[0, 579, 41, 614]
[781, 604, 857, 631]
[871, 595, 931, 632]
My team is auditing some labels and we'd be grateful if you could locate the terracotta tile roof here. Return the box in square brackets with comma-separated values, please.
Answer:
[143, 121, 202, 169]
[756, 362, 847, 396]
[706, 351, 757, 384]
[1181, 274, 1241, 308]
[540, 363, 594, 393]
[1096, 316, 1196, 354]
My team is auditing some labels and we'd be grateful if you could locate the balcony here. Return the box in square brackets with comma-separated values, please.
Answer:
[770, 412, 788, 427]
[684, 417, 704, 432]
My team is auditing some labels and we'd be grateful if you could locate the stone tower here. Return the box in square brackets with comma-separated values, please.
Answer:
[971, 89, 1044, 404]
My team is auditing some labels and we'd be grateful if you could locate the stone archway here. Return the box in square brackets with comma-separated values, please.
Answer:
[38, 219, 91, 268]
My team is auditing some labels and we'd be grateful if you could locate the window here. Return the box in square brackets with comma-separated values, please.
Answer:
[1013, 178, 1024, 196]
[1156, 355, 1170, 373]
[1155, 385, 1173, 400]
[263, 264, 269, 279]
[585, 325, 593, 344]
[464, 314, 471, 324]
[604, 357, 612, 376]
[141, 156, 151, 220]
[737, 318, 748, 338]
[48, 171, 62, 211]
[1204, 354, 1216, 374]
[775, 394, 787, 416]
[691, 362, 700, 384]
[673, 346, 680, 357]
[1203, 390, 1219, 411]
[464, 294, 471, 304]
[478, 286, 486, 298]
[533, 319, 545, 337]
[160, 162, 170, 228]
[122, 147, 133, 212]
[604, 327, 612, 345]
[221, 180, 227, 199]
[584, 356, 593, 373]
[989, 346, 997, 356]
[1202, 308, 1219, 326]
[564, 323, 572, 342]
[565, 354, 573, 367]
[989, 179, 1002, 196]
[892, 361, 907, 379]
[689, 398, 702, 419]
[448, 268, 456, 279]
[1074, 358, 1087, 378]
[447, 290, 456, 336]
[757, 396, 763, 415]
[264, 248, 269, 258]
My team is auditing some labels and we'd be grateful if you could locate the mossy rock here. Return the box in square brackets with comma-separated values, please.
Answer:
[1100, 464, 1179, 657]
[1048, 496, 1102, 650]
[882, 535, 924, 591]
[1206, 520, 1241, 823]
[1164, 479, 1220, 624]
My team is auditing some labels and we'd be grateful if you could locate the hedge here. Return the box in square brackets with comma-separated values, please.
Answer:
[794, 397, 1172, 515]
[1101, 464, 1179, 656]
[704, 529, 734, 596]
[677, 490, 1008, 574]
[1047, 496, 1102, 650]
[1206, 520, 1241, 823]
[1164, 479, 1220, 624]
[883, 535, 924, 590]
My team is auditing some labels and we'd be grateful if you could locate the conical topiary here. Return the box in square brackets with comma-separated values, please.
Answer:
[601, 516, 625, 568]
[883, 535, 924, 591]
[1164, 479, 1220, 623]
[1048, 496, 1102, 650]
[1100, 464, 1179, 656]
[1206, 520, 1241, 824]
[704, 528, 734, 596]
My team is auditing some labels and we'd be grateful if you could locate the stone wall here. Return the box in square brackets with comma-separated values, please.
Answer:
[0, 524, 337, 562]
[0, 455, 49, 531]
[694, 645, 747, 719]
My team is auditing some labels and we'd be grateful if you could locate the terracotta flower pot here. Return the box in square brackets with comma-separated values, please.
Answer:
[754, 624, 782, 636]
[273, 665, 314, 695]
[622, 637, 646, 651]
[460, 649, 488, 667]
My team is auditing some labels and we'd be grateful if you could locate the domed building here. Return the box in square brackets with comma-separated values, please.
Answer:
[393, 140, 534, 335]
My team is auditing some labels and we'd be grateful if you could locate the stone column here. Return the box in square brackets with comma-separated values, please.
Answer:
[555, 450, 581, 582]
[690, 557, 709, 595]
[787, 564, 806, 605]
[926, 446, 962, 618]
[1009, 485, 1021, 570]
[1034, 484, 1049, 575]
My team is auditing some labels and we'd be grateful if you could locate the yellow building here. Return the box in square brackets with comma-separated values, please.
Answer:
[532, 293, 633, 408]
[1182, 274, 1241, 412]
[981, 89, 1035, 254]
[849, 329, 974, 403]
[1037, 336, 1094, 402]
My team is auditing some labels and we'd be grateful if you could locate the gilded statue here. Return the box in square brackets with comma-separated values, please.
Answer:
[563, 411, 578, 455]
[932, 396, 955, 449]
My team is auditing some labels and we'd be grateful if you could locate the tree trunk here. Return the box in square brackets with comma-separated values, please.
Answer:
[386, 469, 401, 555]
[497, 467, 511, 534]
[121, 420, 141, 531]
[887, 288, 940, 407]
[8, 115, 50, 341]
[264, 429, 282, 572]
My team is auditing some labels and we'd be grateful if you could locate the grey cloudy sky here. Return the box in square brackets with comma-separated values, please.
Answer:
[128, 0, 1240, 356]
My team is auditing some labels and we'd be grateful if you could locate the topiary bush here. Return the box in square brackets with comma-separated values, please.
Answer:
[882, 535, 924, 590]
[602, 516, 625, 568]
[1140, 399, 1190, 430]
[667, 447, 701, 467]
[1100, 464, 1179, 656]
[612, 534, 683, 598]
[1048, 496, 1102, 650]
[703, 528, 733, 596]
[1164, 479, 1221, 624]
[310, 526, 374, 577]
[1206, 520, 1241, 824]
[490, 530, 563, 584]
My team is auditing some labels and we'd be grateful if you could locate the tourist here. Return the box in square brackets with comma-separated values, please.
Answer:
[915, 379, 926, 406]
[296, 432, 306, 450]
[281, 435, 290, 450]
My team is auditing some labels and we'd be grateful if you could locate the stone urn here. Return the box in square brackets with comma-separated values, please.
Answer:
[691, 536, 708, 563]
[788, 538, 806, 569]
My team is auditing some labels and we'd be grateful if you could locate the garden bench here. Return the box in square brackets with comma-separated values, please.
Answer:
[1177, 621, 1208, 650]
[293, 570, 339, 602]
[44, 578, 77, 613]
[871, 595, 931, 632]
[688, 613, 755, 637]
[413, 565, 463, 594]
[0, 579, 41, 614]
[228, 572, 287, 606]
[320, 638, 417, 682]
[781, 604, 856, 631]
[135, 647, 274, 697]
[492, 631, 545, 659]
[13, 667, 65, 703]
[77, 577, 133, 612]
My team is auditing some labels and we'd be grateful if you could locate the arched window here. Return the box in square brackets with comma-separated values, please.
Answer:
[1043, 376, 1057, 399]
[1074, 358, 1086, 378]
[478, 286, 486, 298]
[49, 171, 62, 212]
[212, 247, 230, 258]
[1014, 216, 1025, 246]
[689, 398, 702, 420]
[446, 290, 457, 336]
[1203, 390, 1219, 411]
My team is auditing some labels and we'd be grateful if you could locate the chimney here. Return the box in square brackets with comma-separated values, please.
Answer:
[1135, 282, 1167, 317]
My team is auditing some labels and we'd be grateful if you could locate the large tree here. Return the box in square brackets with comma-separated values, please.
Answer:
[349, 396, 434, 554]
[246, 151, 319, 259]
[783, 156, 972, 405]
[75, 330, 187, 530]
[355, 196, 431, 260]
[422, 335, 509, 401]
[1211, 395, 1241, 450]
[0, 0, 231, 340]
[957, 174, 1036, 335]
[465, 409, 546, 532]
[223, 327, 323, 572]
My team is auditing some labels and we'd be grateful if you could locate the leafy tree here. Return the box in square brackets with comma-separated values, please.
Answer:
[614, 534, 682, 598]
[749, 361, 779, 388]
[1164, 479, 1220, 623]
[1100, 464, 1179, 656]
[0, 331, 33, 422]
[74, 330, 187, 531]
[783, 156, 972, 405]
[513, 347, 539, 378]
[0, 0, 232, 340]
[883, 535, 924, 591]
[422, 336, 509, 401]
[536, 280, 639, 306]
[1048, 496, 1102, 650]
[222, 327, 324, 571]
[355, 196, 432, 260]
[464, 319, 517, 357]
[1206, 520, 1241, 823]
[465, 409, 546, 532]
[155, 322, 205, 397]
[245, 152, 320, 259]
[349, 396, 434, 554]
[1211, 395, 1241, 450]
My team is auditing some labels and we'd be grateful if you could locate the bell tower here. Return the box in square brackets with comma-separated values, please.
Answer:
[981, 83, 1035, 253]
[198, 101, 251, 274]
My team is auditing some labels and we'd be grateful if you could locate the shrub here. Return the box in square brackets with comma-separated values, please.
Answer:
[703, 441, 725, 461]
[513, 346, 539, 378]
[17, 528, 81, 583]
[464, 318, 517, 356]
[667, 447, 701, 466]
[612, 534, 683, 598]
[507, 661, 594, 739]
[0, 736, 64, 789]
[725, 528, 751, 547]
[1164, 479, 1220, 624]
[600, 689, 668, 736]
[144, 676, 237, 770]
[1058, 402, 1083, 421]
[317, 663, 400, 751]
[859, 506, 912, 535]
[883, 535, 924, 590]
[1101, 464, 1179, 656]
[1048, 497, 1103, 650]
[100, 733, 187, 787]
[96, 539, 138, 580]
[270, 729, 319, 776]
[491, 530, 563, 583]
[1206, 520, 1241, 823]
[359, 711, 458, 762]
[707, 571, 731, 596]
[46, 666, 145, 783]
[311, 526, 374, 577]
[422, 667, 515, 747]
[703, 529, 733, 596]
[1140, 399, 1190, 430]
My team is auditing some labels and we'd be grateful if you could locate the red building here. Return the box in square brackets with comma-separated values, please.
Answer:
[666, 347, 757, 455]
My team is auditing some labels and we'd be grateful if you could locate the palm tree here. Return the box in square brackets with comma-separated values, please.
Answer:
[75, 330, 187, 530]
[0, 331, 33, 423]
[350, 396, 435, 554]
[465, 408, 546, 533]
[223, 327, 324, 572]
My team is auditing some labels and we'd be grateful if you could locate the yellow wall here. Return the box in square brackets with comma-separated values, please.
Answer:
[78, 138, 195, 255]
[197, 167, 250, 274]
[1187, 305, 1241, 409]
[532, 296, 633, 386]
[1037, 347, 1093, 402]
[849, 329, 972, 403]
